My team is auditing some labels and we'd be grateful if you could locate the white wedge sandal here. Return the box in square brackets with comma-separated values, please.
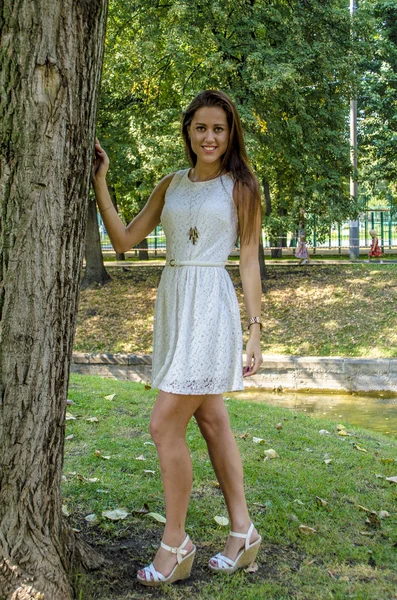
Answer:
[208, 523, 261, 574]
[137, 534, 196, 587]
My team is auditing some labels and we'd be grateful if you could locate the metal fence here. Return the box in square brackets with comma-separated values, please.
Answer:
[100, 210, 397, 254]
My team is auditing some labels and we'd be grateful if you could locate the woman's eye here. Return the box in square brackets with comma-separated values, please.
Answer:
[215, 127, 224, 133]
[196, 126, 205, 131]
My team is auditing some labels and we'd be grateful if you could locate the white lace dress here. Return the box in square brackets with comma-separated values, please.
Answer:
[151, 169, 244, 395]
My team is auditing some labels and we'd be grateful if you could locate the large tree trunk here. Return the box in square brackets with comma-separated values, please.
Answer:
[0, 1, 108, 599]
[81, 195, 111, 289]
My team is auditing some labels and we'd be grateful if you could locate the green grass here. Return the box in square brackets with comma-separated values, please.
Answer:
[65, 374, 397, 600]
[75, 263, 397, 358]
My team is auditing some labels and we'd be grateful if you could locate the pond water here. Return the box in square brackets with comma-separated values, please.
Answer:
[229, 389, 397, 438]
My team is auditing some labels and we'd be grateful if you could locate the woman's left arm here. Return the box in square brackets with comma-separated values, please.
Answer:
[239, 237, 263, 377]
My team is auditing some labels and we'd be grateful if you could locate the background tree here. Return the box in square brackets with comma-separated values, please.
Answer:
[0, 1, 108, 598]
[98, 0, 361, 256]
[82, 195, 112, 289]
[357, 0, 397, 210]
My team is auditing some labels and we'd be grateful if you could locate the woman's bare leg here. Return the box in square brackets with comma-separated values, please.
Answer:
[138, 390, 204, 580]
[194, 395, 260, 560]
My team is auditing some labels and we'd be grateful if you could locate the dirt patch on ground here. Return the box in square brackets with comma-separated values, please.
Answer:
[74, 517, 306, 599]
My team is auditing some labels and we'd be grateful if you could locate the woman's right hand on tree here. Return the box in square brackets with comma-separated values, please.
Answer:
[92, 138, 109, 183]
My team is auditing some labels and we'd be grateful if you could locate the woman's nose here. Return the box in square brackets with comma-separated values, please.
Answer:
[204, 130, 215, 142]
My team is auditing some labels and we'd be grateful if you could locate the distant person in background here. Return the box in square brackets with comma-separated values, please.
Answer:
[368, 229, 383, 262]
[295, 235, 310, 265]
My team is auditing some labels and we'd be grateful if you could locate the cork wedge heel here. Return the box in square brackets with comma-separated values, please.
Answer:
[137, 534, 196, 587]
[208, 523, 261, 574]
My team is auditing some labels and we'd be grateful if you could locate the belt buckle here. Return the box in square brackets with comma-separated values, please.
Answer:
[169, 259, 176, 267]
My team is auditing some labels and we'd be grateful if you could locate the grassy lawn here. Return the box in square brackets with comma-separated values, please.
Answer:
[75, 263, 397, 358]
[65, 374, 397, 600]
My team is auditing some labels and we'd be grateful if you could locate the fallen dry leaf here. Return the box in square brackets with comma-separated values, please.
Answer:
[244, 562, 258, 573]
[299, 525, 317, 535]
[253, 437, 265, 445]
[354, 444, 367, 453]
[102, 509, 129, 521]
[264, 449, 280, 460]
[134, 504, 150, 515]
[135, 454, 145, 461]
[104, 394, 116, 401]
[86, 417, 99, 423]
[365, 512, 381, 528]
[357, 505, 372, 513]
[214, 516, 229, 526]
[386, 476, 397, 483]
[85, 513, 99, 524]
[147, 512, 166, 523]
[316, 496, 328, 508]
[95, 450, 110, 460]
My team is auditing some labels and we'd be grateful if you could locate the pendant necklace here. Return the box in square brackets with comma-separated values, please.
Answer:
[188, 170, 218, 245]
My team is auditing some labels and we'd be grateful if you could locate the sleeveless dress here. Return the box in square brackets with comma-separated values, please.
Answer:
[151, 169, 244, 395]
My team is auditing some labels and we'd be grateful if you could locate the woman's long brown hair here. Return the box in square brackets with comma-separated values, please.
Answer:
[181, 90, 261, 245]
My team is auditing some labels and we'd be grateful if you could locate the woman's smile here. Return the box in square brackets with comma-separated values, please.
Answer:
[188, 106, 230, 167]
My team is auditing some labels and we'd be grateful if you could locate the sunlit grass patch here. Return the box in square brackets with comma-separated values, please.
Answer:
[66, 374, 397, 600]
[75, 264, 397, 359]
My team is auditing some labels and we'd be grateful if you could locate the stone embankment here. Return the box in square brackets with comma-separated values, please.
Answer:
[71, 353, 397, 393]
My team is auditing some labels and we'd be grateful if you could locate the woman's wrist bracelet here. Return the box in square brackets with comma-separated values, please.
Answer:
[247, 317, 263, 331]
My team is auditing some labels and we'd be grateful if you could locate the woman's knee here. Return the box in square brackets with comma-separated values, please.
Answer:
[195, 409, 230, 442]
[149, 412, 167, 444]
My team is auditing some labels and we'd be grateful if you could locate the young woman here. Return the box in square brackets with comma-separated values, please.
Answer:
[295, 235, 310, 265]
[368, 229, 382, 262]
[92, 90, 263, 587]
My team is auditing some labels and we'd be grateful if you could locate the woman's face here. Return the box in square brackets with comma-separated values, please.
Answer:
[187, 106, 230, 168]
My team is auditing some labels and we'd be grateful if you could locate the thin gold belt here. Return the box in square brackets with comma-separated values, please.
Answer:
[167, 259, 226, 267]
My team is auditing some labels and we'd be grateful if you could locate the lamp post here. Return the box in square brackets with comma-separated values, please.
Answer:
[349, 0, 359, 259]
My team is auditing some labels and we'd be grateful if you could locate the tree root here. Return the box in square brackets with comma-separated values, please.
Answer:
[0, 530, 105, 600]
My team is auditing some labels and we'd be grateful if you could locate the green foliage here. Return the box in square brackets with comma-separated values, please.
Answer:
[97, 0, 393, 236]
[357, 0, 397, 208]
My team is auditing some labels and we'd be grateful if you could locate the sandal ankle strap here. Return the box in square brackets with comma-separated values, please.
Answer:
[160, 534, 190, 564]
[229, 523, 254, 550]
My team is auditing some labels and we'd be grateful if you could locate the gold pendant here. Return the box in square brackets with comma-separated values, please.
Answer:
[188, 226, 199, 245]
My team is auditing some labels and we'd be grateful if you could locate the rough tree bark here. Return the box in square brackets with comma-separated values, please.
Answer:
[138, 238, 149, 260]
[0, 1, 108, 599]
[81, 195, 111, 289]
